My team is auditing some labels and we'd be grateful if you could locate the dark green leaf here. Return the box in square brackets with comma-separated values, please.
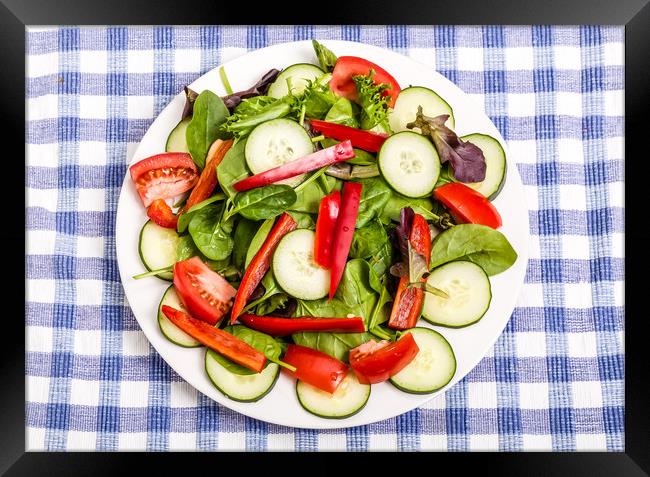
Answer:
[177, 194, 226, 233]
[379, 192, 436, 223]
[186, 90, 230, 169]
[291, 331, 373, 363]
[232, 218, 258, 270]
[355, 177, 392, 228]
[349, 220, 388, 259]
[312, 40, 338, 72]
[324, 98, 359, 128]
[291, 175, 337, 213]
[256, 293, 290, 316]
[210, 325, 284, 376]
[286, 211, 316, 229]
[188, 202, 234, 261]
[216, 139, 250, 198]
[429, 223, 518, 275]
[233, 185, 297, 221]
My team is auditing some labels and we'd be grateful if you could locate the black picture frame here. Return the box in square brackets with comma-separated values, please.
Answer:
[7, 0, 647, 474]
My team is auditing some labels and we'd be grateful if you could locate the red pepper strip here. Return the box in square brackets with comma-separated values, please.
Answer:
[161, 305, 266, 373]
[349, 333, 419, 384]
[433, 182, 502, 229]
[329, 182, 363, 300]
[180, 139, 233, 214]
[230, 213, 297, 323]
[238, 314, 366, 337]
[387, 276, 424, 330]
[282, 344, 349, 393]
[314, 191, 341, 268]
[233, 140, 355, 192]
[409, 213, 432, 262]
[309, 120, 389, 153]
[147, 199, 178, 229]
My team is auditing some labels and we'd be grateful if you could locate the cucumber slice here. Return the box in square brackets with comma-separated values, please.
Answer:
[421, 261, 491, 328]
[157, 286, 200, 347]
[165, 117, 191, 153]
[267, 63, 325, 99]
[458, 133, 507, 201]
[138, 220, 181, 281]
[272, 229, 330, 300]
[378, 131, 441, 198]
[389, 327, 456, 394]
[244, 118, 314, 188]
[205, 349, 279, 402]
[296, 372, 370, 419]
[389, 86, 455, 132]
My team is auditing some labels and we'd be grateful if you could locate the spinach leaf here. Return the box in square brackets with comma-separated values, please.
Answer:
[429, 223, 518, 275]
[244, 218, 274, 268]
[243, 271, 283, 313]
[232, 185, 297, 221]
[379, 192, 436, 223]
[349, 220, 389, 259]
[186, 90, 230, 169]
[287, 211, 316, 229]
[355, 177, 392, 228]
[291, 332, 373, 363]
[177, 194, 226, 233]
[312, 40, 338, 72]
[211, 325, 284, 375]
[216, 139, 250, 198]
[188, 202, 234, 261]
[434, 163, 455, 188]
[232, 218, 258, 270]
[367, 239, 394, 278]
[256, 293, 290, 316]
[176, 235, 231, 272]
[368, 284, 395, 340]
[291, 175, 337, 213]
[324, 98, 359, 128]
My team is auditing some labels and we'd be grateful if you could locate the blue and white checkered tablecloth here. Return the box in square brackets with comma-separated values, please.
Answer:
[25, 25, 624, 451]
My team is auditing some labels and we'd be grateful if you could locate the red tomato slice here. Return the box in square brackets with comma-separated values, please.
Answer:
[282, 344, 349, 394]
[349, 333, 419, 384]
[147, 199, 178, 229]
[173, 257, 237, 325]
[129, 153, 198, 207]
[433, 182, 502, 229]
[330, 56, 401, 108]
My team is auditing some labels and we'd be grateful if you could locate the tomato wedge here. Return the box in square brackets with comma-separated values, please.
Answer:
[313, 191, 340, 268]
[349, 334, 419, 384]
[282, 344, 349, 393]
[309, 120, 388, 153]
[433, 182, 502, 229]
[330, 56, 400, 108]
[238, 314, 365, 337]
[180, 139, 233, 214]
[173, 257, 237, 326]
[161, 306, 266, 373]
[129, 152, 198, 207]
[329, 182, 363, 300]
[230, 213, 297, 323]
[146, 199, 178, 229]
[233, 141, 355, 192]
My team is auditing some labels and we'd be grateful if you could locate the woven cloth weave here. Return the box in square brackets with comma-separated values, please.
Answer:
[26, 25, 624, 451]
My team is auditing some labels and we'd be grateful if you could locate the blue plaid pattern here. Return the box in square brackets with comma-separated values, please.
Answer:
[26, 25, 624, 451]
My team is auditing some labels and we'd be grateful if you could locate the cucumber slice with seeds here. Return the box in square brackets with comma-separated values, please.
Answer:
[245, 118, 314, 188]
[165, 117, 191, 153]
[296, 372, 370, 419]
[138, 220, 181, 281]
[378, 131, 441, 198]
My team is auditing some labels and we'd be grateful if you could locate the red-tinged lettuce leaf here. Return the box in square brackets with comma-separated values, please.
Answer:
[407, 107, 487, 183]
[394, 207, 414, 263]
[221, 69, 280, 112]
[182, 86, 199, 119]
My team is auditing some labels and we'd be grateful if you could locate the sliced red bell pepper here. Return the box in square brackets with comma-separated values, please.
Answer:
[349, 333, 419, 384]
[433, 182, 502, 229]
[282, 344, 349, 393]
[230, 213, 297, 323]
[180, 139, 233, 214]
[147, 199, 178, 229]
[309, 120, 389, 153]
[329, 181, 363, 300]
[388, 212, 431, 330]
[233, 140, 355, 192]
[238, 314, 365, 337]
[161, 305, 266, 373]
[313, 191, 341, 268]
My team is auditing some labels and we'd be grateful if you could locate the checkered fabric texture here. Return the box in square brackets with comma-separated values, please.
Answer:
[25, 25, 624, 451]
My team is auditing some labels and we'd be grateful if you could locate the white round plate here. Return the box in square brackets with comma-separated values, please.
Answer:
[116, 40, 529, 429]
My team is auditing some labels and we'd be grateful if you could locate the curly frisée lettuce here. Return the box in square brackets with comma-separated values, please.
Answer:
[352, 72, 392, 131]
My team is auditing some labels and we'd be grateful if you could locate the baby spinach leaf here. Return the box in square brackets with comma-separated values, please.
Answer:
[291, 175, 337, 213]
[429, 223, 518, 275]
[291, 331, 373, 363]
[256, 293, 290, 316]
[324, 98, 359, 128]
[211, 325, 284, 376]
[216, 139, 250, 198]
[355, 177, 392, 228]
[186, 90, 230, 169]
[379, 192, 436, 223]
[176, 235, 232, 273]
[232, 218, 258, 270]
[233, 184, 297, 221]
[188, 202, 234, 261]
[177, 194, 226, 233]
[244, 218, 274, 268]
[349, 220, 388, 259]
[312, 40, 338, 72]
